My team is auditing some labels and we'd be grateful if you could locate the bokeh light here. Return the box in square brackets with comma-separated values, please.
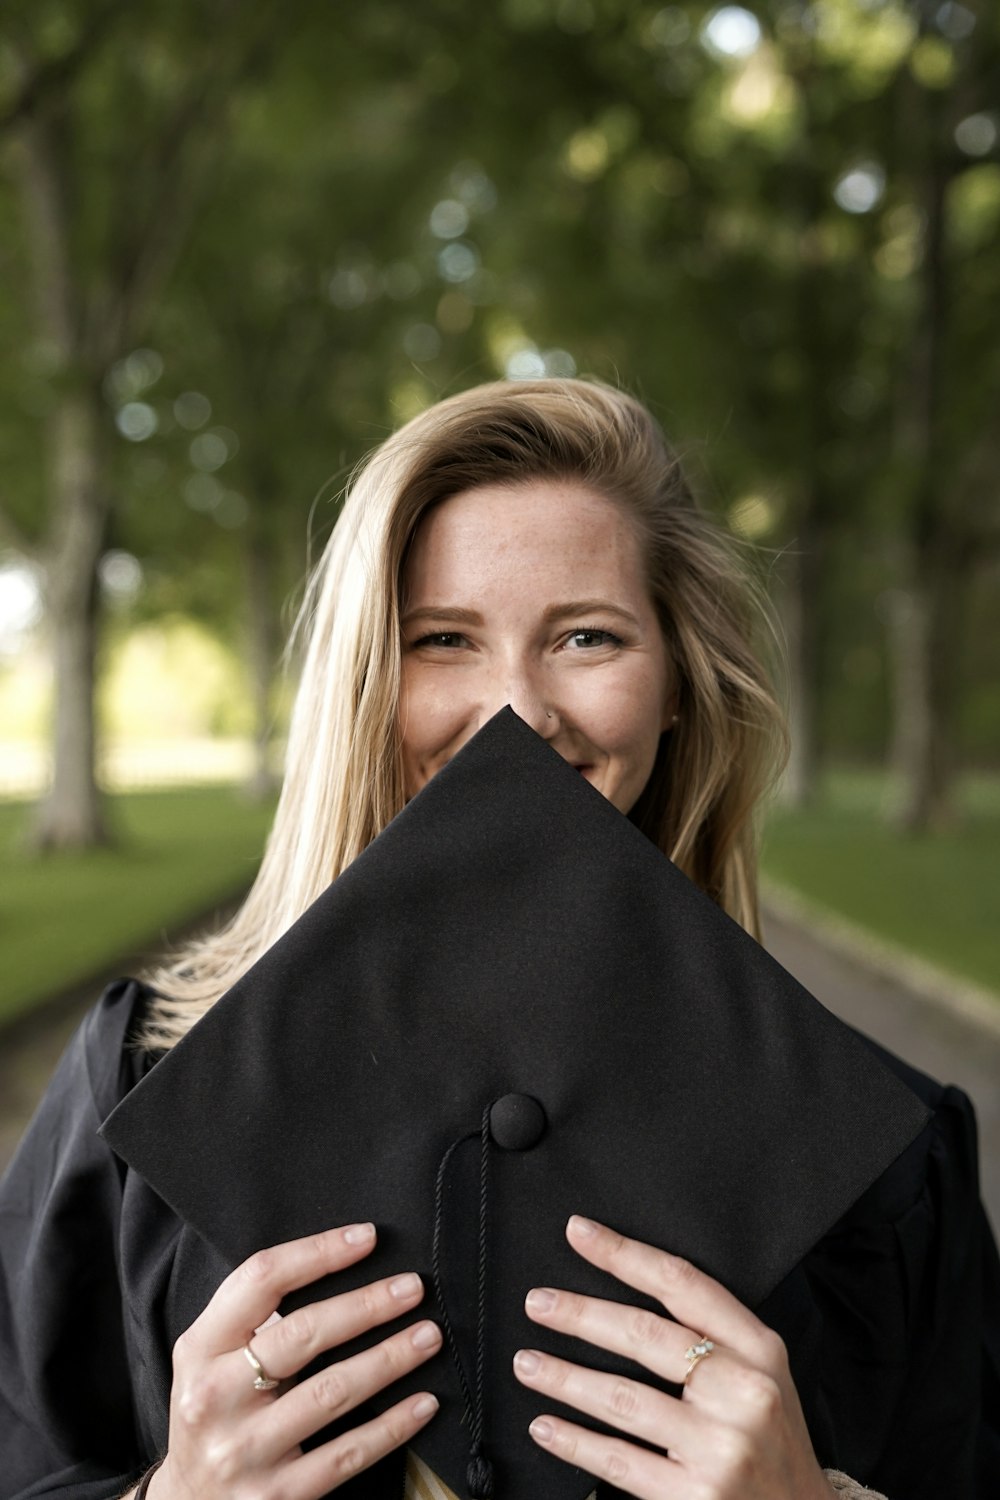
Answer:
[701, 6, 762, 62]
[833, 161, 885, 215]
[505, 347, 547, 380]
[105, 348, 164, 406]
[99, 551, 143, 604]
[728, 493, 774, 539]
[174, 391, 212, 430]
[189, 431, 230, 472]
[543, 349, 577, 377]
[955, 113, 998, 158]
[327, 268, 371, 309]
[646, 7, 691, 49]
[935, 3, 976, 41]
[448, 163, 497, 214]
[437, 241, 480, 283]
[115, 402, 159, 441]
[429, 199, 470, 239]
[0, 557, 43, 654]
[184, 475, 223, 512]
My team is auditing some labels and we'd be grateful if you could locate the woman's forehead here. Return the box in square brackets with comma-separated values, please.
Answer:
[404, 478, 646, 592]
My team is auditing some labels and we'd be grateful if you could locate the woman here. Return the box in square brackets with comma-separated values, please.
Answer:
[1, 379, 997, 1500]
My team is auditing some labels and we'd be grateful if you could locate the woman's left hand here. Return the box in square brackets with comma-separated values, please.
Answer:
[513, 1215, 835, 1500]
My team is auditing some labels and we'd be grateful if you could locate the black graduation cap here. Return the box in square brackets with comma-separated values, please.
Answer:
[102, 708, 929, 1500]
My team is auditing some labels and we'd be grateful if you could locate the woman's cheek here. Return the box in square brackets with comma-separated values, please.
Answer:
[400, 678, 475, 792]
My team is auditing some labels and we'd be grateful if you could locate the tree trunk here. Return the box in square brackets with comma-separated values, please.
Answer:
[886, 545, 963, 832]
[885, 47, 958, 830]
[11, 97, 111, 848]
[779, 532, 823, 808]
[243, 521, 279, 801]
[885, 577, 931, 824]
[9, 25, 255, 848]
[777, 108, 834, 809]
[32, 384, 111, 848]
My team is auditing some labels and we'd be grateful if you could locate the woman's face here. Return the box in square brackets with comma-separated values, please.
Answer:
[399, 478, 676, 813]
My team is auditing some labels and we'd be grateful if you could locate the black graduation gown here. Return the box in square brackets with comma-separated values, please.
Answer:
[1, 977, 999, 1500]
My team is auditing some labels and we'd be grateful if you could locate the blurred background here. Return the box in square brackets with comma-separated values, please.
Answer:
[0, 1, 998, 1197]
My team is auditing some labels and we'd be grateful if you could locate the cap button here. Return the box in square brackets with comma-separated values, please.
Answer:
[489, 1093, 547, 1151]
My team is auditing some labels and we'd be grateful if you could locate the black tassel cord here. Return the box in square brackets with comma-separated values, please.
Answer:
[430, 1106, 495, 1499]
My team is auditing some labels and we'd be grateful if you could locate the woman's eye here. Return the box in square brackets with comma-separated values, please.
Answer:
[565, 628, 623, 650]
[412, 631, 467, 649]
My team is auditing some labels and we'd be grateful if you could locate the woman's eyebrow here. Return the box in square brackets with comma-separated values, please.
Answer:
[402, 600, 642, 627]
[401, 605, 484, 627]
[542, 599, 641, 626]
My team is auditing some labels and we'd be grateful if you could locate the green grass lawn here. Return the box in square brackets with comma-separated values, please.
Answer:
[0, 788, 275, 1026]
[761, 771, 1000, 997]
[2, 771, 996, 1029]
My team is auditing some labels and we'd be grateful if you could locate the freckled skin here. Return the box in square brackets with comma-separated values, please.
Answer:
[399, 479, 677, 814]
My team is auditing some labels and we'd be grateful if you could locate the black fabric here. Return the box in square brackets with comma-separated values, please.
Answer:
[2, 710, 998, 1496]
[0, 979, 147, 1500]
[3, 985, 1000, 1498]
[97, 711, 935, 1500]
[98, 710, 933, 1498]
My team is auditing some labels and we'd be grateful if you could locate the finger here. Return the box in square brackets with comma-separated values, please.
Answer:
[255, 1319, 443, 1456]
[181, 1223, 379, 1358]
[566, 1216, 781, 1369]
[527, 1412, 683, 1500]
[284, 1390, 439, 1500]
[522, 1289, 782, 1440]
[513, 1346, 696, 1457]
[524, 1285, 698, 1385]
[250, 1271, 427, 1383]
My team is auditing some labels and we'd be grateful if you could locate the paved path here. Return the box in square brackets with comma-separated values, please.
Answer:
[763, 910, 1000, 1231]
[3, 916, 999, 1234]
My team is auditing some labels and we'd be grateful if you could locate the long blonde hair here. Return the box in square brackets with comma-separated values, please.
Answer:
[141, 379, 787, 1048]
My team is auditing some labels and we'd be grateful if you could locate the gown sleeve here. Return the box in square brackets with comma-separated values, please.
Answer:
[0, 981, 152, 1500]
[803, 1057, 1000, 1500]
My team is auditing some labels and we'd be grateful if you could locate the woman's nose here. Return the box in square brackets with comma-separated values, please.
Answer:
[486, 661, 557, 739]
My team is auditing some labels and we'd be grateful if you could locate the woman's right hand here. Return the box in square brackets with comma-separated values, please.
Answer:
[147, 1221, 442, 1499]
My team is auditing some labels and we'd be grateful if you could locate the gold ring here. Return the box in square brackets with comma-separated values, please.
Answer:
[243, 1341, 280, 1392]
[683, 1337, 715, 1385]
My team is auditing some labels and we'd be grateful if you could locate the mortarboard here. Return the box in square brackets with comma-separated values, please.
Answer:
[102, 708, 930, 1499]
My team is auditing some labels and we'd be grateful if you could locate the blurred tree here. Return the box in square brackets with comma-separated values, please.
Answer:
[451, 0, 999, 812]
[1, 0, 997, 854]
[882, 0, 1000, 828]
[0, 0, 286, 846]
[417, 0, 899, 804]
[108, 5, 493, 794]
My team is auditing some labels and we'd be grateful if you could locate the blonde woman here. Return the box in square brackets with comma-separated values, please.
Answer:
[1, 380, 997, 1500]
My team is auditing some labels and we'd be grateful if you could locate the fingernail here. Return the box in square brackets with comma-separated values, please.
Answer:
[390, 1272, 422, 1300]
[514, 1348, 542, 1376]
[413, 1393, 439, 1420]
[411, 1321, 440, 1350]
[526, 1287, 556, 1314]
[530, 1417, 555, 1444]
[343, 1222, 375, 1244]
[568, 1214, 597, 1238]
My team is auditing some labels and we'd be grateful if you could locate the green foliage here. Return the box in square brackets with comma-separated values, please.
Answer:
[762, 769, 1000, 994]
[1, 0, 998, 752]
[0, 786, 275, 1024]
